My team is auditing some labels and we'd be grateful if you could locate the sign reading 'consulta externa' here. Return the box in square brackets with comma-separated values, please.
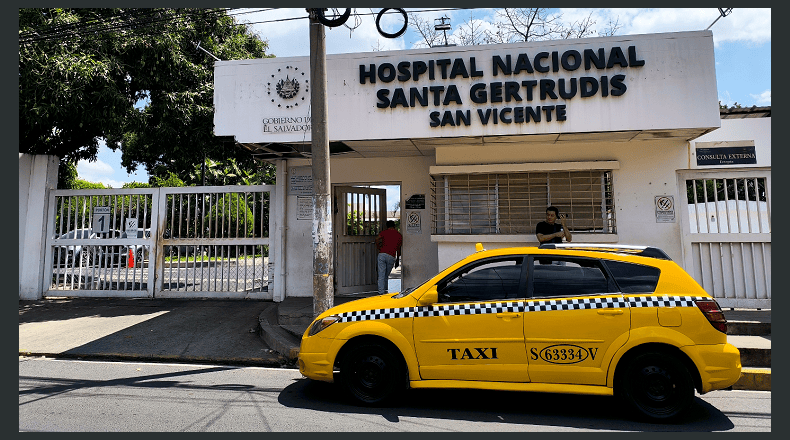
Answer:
[359, 46, 645, 128]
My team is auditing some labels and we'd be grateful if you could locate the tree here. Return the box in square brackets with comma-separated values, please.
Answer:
[185, 157, 275, 186]
[408, 12, 446, 48]
[19, 8, 271, 182]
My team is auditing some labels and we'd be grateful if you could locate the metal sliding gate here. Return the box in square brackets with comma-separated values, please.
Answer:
[44, 185, 274, 299]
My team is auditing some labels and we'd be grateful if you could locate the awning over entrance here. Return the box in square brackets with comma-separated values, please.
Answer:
[236, 126, 716, 161]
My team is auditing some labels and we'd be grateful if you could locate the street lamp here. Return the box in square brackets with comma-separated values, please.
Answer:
[706, 8, 733, 30]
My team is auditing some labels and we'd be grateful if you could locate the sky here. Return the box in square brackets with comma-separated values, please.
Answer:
[79, 7, 771, 213]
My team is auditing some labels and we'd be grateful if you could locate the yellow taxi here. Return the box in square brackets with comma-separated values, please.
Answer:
[299, 243, 741, 421]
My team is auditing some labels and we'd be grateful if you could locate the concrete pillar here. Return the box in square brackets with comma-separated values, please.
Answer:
[19, 153, 59, 300]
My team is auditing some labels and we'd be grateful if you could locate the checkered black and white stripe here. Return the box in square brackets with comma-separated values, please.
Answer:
[335, 295, 706, 324]
[627, 295, 705, 308]
[525, 296, 628, 312]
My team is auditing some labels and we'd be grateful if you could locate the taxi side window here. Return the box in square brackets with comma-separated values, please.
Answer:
[438, 257, 524, 303]
[531, 257, 613, 298]
[604, 260, 661, 293]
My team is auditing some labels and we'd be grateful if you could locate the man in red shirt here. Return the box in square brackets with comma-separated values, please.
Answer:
[375, 220, 403, 294]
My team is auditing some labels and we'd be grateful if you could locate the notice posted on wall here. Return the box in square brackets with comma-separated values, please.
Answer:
[655, 195, 676, 223]
[406, 211, 422, 234]
[297, 196, 312, 220]
[289, 166, 313, 196]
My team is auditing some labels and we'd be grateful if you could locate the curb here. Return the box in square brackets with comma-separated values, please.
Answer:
[258, 303, 301, 362]
[732, 368, 771, 391]
[739, 347, 771, 368]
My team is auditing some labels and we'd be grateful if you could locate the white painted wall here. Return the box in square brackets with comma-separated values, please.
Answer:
[689, 117, 771, 168]
[215, 31, 719, 144]
[280, 155, 438, 296]
[19, 153, 59, 300]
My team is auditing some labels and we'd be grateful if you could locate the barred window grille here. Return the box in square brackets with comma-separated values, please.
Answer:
[430, 171, 616, 235]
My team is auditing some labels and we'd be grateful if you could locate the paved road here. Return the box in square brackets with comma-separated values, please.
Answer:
[19, 357, 771, 432]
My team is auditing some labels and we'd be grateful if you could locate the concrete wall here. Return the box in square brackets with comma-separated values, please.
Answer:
[432, 138, 690, 271]
[19, 153, 59, 300]
[281, 155, 437, 296]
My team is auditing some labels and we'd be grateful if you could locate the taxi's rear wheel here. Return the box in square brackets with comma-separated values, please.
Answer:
[339, 342, 403, 405]
[620, 351, 695, 421]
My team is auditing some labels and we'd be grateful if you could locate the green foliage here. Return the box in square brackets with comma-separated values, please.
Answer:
[185, 157, 276, 186]
[204, 193, 255, 238]
[346, 208, 382, 235]
[70, 179, 107, 189]
[122, 181, 152, 189]
[20, 8, 271, 180]
[150, 171, 186, 188]
[57, 160, 79, 189]
[347, 210, 364, 235]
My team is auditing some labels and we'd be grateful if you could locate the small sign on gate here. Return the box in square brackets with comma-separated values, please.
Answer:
[125, 218, 139, 236]
[92, 206, 111, 233]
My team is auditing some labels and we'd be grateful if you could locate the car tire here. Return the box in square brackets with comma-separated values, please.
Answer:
[619, 351, 695, 422]
[339, 342, 404, 406]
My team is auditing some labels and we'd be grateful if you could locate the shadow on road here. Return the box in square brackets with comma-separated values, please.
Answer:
[278, 378, 736, 431]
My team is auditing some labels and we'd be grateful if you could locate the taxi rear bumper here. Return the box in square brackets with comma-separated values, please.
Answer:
[682, 342, 742, 393]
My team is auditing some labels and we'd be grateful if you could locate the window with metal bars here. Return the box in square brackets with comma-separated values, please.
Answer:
[430, 170, 616, 235]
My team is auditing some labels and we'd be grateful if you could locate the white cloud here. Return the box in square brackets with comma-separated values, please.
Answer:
[561, 8, 770, 46]
[77, 159, 113, 179]
[76, 158, 128, 188]
[750, 90, 771, 105]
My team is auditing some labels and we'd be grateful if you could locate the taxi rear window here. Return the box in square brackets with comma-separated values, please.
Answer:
[604, 260, 661, 293]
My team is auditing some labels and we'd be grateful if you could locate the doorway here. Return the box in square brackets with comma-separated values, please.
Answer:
[333, 184, 401, 296]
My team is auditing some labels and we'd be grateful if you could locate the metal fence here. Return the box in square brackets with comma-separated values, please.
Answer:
[44, 186, 274, 299]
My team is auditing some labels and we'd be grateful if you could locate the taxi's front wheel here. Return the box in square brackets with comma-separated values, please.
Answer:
[619, 351, 695, 422]
[339, 342, 404, 405]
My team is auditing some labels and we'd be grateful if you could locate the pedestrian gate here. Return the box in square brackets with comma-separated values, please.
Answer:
[679, 171, 771, 308]
[44, 185, 274, 299]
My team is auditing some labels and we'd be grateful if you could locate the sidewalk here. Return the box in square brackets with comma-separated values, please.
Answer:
[19, 298, 286, 367]
[19, 297, 770, 391]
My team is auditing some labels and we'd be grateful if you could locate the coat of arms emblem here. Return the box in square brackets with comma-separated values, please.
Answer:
[276, 76, 300, 99]
[267, 66, 308, 109]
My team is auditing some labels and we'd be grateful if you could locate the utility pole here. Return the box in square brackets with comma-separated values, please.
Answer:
[308, 10, 334, 317]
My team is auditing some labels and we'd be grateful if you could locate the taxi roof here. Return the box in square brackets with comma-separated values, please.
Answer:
[537, 243, 672, 260]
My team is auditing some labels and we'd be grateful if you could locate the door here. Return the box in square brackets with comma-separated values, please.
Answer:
[523, 255, 630, 386]
[334, 186, 387, 295]
[413, 256, 529, 382]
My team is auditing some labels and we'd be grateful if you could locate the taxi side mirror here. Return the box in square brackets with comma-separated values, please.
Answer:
[417, 286, 438, 307]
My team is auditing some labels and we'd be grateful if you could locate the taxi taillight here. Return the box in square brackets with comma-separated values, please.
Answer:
[695, 298, 727, 333]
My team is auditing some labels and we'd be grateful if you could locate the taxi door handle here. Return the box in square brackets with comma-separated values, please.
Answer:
[496, 312, 521, 319]
[597, 309, 624, 316]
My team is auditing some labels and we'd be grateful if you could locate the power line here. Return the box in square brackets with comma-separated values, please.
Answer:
[20, 7, 471, 45]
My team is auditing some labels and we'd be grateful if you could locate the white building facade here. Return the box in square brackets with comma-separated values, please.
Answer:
[213, 30, 770, 308]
